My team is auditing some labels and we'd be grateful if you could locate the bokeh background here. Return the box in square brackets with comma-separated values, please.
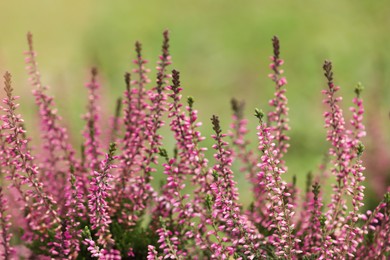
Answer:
[1, 0, 390, 207]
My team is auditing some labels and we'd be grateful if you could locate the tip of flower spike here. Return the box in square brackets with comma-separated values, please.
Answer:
[187, 96, 194, 108]
[158, 148, 169, 162]
[91, 67, 98, 77]
[172, 69, 180, 90]
[384, 192, 390, 204]
[323, 60, 333, 83]
[254, 108, 264, 121]
[27, 31, 33, 50]
[211, 115, 221, 135]
[3, 71, 12, 84]
[272, 36, 280, 60]
[108, 143, 117, 158]
[231, 98, 245, 119]
[89, 68, 98, 87]
[162, 30, 170, 58]
[163, 29, 169, 39]
[356, 142, 365, 157]
[135, 41, 142, 58]
[115, 97, 122, 117]
[312, 182, 321, 197]
[354, 82, 364, 97]
[231, 98, 238, 111]
[3, 72, 13, 98]
[124, 72, 131, 92]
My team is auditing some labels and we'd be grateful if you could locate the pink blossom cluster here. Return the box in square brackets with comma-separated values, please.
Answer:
[0, 32, 389, 260]
[0, 187, 15, 259]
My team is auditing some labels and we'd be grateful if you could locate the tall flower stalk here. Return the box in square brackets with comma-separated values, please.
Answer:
[1, 72, 63, 256]
[0, 187, 14, 260]
[267, 36, 290, 167]
[255, 109, 298, 259]
[88, 143, 117, 246]
[209, 115, 263, 259]
[83, 68, 103, 172]
[25, 33, 79, 209]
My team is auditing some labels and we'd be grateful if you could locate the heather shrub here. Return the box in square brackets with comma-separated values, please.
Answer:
[0, 31, 389, 259]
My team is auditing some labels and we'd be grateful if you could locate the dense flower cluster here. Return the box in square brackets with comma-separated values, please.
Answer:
[0, 31, 389, 259]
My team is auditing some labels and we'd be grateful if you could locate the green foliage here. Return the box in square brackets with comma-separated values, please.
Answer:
[364, 229, 375, 245]
[110, 220, 159, 259]
[254, 108, 264, 121]
[356, 142, 365, 157]
[212, 170, 219, 181]
[354, 82, 364, 97]
[205, 194, 213, 211]
[158, 147, 169, 163]
[26, 228, 57, 257]
[187, 96, 194, 109]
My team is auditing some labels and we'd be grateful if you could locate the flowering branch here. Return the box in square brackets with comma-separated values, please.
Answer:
[267, 36, 290, 166]
[25, 32, 79, 207]
[83, 67, 103, 171]
[1, 71, 63, 255]
[209, 115, 263, 259]
[0, 187, 14, 260]
[255, 109, 298, 259]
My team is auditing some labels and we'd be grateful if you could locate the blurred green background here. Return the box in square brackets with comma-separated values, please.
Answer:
[1, 0, 390, 205]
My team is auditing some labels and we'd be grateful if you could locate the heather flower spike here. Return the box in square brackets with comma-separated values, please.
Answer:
[25, 32, 79, 209]
[0, 32, 388, 259]
[267, 36, 290, 166]
[0, 187, 15, 260]
[88, 142, 117, 246]
[2, 71, 63, 254]
[256, 104, 297, 258]
[83, 67, 103, 171]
